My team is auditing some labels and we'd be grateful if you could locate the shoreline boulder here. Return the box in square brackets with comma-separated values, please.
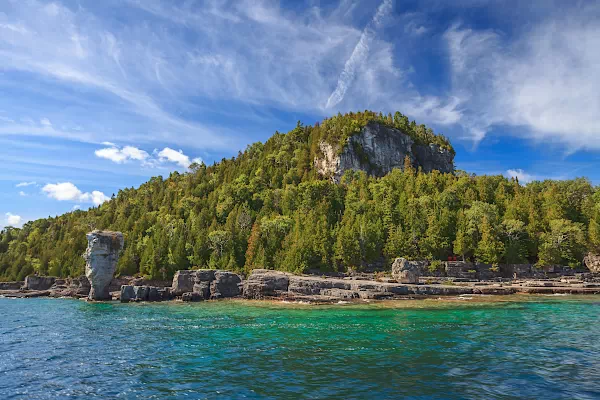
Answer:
[391, 258, 420, 284]
[210, 271, 242, 299]
[171, 270, 196, 296]
[84, 230, 124, 301]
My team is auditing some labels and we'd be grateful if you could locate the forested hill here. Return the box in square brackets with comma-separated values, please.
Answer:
[1, 111, 599, 281]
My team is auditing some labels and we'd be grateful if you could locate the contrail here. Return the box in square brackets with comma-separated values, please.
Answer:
[325, 0, 393, 109]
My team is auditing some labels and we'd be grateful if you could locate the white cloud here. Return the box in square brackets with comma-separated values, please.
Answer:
[157, 147, 199, 168]
[505, 169, 535, 184]
[40, 118, 52, 127]
[72, 205, 81, 211]
[42, 182, 110, 206]
[95, 145, 149, 163]
[94, 143, 200, 169]
[445, 4, 600, 150]
[5, 213, 22, 227]
[19, 191, 26, 197]
[16, 181, 36, 187]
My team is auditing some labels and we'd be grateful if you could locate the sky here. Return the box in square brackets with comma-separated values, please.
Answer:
[1, 0, 600, 228]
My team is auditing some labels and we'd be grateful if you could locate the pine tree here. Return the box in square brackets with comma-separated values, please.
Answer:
[475, 216, 504, 265]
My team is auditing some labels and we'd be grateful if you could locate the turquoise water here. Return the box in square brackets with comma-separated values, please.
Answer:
[1, 297, 600, 399]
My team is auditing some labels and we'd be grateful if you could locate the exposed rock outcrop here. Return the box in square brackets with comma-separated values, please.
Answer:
[391, 258, 422, 283]
[243, 269, 522, 300]
[0, 281, 24, 290]
[120, 285, 172, 302]
[22, 276, 56, 291]
[171, 270, 196, 296]
[243, 269, 290, 299]
[170, 269, 243, 300]
[84, 230, 124, 300]
[210, 271, 242, 299]
[584, 253, 600, 273]
[315, 122, 454, 182]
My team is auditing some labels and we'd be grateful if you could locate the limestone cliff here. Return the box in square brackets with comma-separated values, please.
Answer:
[315, 122, 454, 182]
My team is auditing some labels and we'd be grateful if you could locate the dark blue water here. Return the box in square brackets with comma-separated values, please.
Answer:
[1, 297, 599, 399]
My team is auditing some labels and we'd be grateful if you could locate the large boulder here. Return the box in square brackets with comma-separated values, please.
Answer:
[120, 285, 136, 302]
[120, 285, 170, 302]
[84, 230, 124, 300]
[244, 269, 290, 299]
[193, 281, 211, 300]
[23, 276, 56, 291]
[584, 253, 600, 273]
[210, 271, 242, 299]
[391, 258, 420, 284]
[74, 275, 91, 296]
[171, 270, 196, 296]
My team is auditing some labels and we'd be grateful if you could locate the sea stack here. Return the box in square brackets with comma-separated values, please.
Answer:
[84, 230, 124, 300]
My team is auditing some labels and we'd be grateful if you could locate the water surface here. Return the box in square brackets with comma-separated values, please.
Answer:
[1, 296, 599, 399]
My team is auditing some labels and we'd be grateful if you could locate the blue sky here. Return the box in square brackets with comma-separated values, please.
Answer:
[1, 0, 599, 228]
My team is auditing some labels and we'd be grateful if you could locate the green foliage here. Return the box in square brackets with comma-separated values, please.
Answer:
[311, 111, 454, 156]
[538, 219, 586, 268]
[501, 219, 529, 264]
[475, 216, 504, 265]
[0, 111, 596, 281]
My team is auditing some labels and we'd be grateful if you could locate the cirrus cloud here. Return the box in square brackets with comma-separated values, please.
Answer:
[444, 3, 600, 150]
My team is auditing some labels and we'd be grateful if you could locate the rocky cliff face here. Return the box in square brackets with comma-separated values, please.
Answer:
[584, 253, 600, 273]
[315, 122, 454, 182]
[84, 230, 124, 300]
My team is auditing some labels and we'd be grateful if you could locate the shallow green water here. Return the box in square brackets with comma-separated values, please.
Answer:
[1, 296, 599, 399]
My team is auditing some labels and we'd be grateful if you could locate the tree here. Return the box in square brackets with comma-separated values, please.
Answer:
[501, 219, 529, 264]
[475, 216, 504, 265]
[208, 230, 230, 258]
[588, 205, 600, 252]
[538, 219, 586, 267]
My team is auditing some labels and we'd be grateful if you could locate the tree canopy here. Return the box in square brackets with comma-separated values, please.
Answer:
[0, 111, 596, 281]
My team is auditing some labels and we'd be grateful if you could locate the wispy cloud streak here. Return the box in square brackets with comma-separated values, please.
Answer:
[326, 0, 393, 109]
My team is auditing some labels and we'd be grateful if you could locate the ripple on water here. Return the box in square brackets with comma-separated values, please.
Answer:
[0, 297, 600, 399]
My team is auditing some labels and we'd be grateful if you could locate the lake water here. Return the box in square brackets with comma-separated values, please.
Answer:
[1, 296, 599, 399]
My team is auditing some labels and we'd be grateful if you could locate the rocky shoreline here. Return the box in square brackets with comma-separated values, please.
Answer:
[2, 267, 600, 303]
[2, 231, 599, 303]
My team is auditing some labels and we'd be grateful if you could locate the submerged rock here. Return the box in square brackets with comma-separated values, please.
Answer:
[182, 292, 203, 302]
[84, 230, 124, 301]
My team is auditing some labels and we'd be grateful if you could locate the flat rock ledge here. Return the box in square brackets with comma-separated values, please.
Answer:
[3, 269, 600, 302]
